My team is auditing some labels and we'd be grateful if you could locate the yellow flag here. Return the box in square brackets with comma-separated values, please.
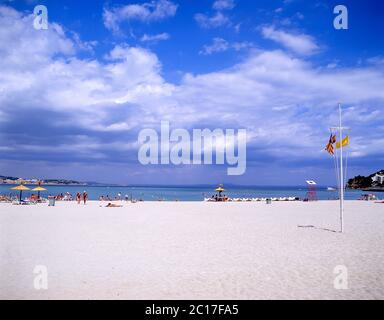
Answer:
[336, 136, 349, 149]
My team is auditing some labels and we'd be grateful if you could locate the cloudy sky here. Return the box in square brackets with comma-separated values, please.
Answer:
[0, 0, 383, 185]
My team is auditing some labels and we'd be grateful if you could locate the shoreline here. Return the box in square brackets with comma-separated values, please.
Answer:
[1, 199, 381, 204]
[1, 184, 379, 202]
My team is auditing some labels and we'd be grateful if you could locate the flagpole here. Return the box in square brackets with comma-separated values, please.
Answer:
[338, 103, 344, 233]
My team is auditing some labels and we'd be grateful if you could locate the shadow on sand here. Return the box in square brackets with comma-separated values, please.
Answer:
[297, 225, 340, 233]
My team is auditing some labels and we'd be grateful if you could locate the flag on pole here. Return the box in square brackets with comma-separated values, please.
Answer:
[336, 135, 349, 149]
[325, 134, 336, 155]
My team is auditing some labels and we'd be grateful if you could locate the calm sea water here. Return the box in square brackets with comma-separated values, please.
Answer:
[0, 185, 379, 201]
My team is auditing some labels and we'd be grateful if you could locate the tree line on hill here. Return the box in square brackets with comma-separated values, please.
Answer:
[347, 170, 384, 189]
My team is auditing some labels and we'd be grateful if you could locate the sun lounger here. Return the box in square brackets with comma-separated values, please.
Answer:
[0, 196, 12, 203]
[12, 199, 33, 205]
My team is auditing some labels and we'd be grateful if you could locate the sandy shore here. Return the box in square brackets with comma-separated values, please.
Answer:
[0, 200, 383, 299]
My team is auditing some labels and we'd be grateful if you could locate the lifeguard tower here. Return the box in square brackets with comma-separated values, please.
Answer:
[305, 180, 317, 201]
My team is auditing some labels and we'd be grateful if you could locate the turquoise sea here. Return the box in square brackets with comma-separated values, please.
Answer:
[0, 185, 380, 201]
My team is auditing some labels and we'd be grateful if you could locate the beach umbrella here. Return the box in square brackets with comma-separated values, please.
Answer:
[215, 186, 225, 199]
[32, 186, 46, 199]
[11, 185, 30, 203]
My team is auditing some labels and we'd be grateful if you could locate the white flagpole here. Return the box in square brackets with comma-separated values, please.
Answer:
[338, 103, 344, 233]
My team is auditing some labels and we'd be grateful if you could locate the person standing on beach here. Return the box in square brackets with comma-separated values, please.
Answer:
[76, 192, 81, 204]
[83, 191, 88, 205]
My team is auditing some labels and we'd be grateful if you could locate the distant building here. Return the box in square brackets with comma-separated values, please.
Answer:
[372, 173, 384, 185]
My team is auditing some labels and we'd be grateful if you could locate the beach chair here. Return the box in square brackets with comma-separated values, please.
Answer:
[0, 196, 12, 203]
[12, 199, 31, 205]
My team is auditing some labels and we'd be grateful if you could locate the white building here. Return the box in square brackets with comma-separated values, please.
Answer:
[372, 173, 384, 185]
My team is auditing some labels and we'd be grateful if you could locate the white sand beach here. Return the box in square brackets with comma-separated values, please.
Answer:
[0, 200, 383, 300]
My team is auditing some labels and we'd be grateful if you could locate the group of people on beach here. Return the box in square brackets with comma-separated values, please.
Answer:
[76, 191, 88, 204]
[209, 194, 229, 202]
[99, 194, 128, 201]
[98, 193, 140, 202]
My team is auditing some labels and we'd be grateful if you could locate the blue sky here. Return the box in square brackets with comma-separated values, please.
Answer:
[0, 0, 383, 185]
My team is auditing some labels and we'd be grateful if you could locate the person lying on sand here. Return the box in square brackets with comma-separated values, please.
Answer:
[105, 203, 123, 207]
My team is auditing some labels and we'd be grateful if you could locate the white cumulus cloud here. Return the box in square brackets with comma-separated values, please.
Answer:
[199, 38, 253, 55]
[194, 11, 231, 28]
[103, 0, 178, 32]
[213, 0, 235, 11]
[261, 25, 320, 56]
[140, 32, 170, 42]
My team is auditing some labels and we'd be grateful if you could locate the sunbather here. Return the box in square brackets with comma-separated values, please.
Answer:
[105, 203, 123, 207]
